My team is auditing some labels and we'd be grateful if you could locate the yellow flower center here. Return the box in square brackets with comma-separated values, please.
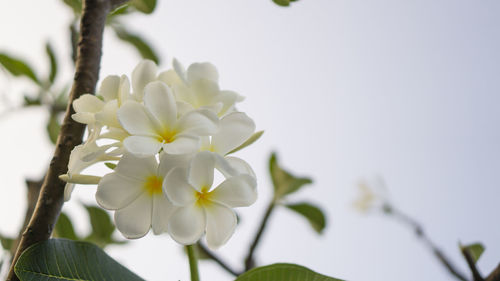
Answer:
[144, 175, 163, 196]
[157, 129, 177, 143]
[195, 186, 213, 207]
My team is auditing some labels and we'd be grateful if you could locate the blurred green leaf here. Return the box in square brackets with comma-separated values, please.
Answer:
[107, 3, 130, 23]
[130, 0, 156, 14]
[15, 239, 145, 281]
[23, 96, 41, 106]
[227, 131, 264, 155]
[62, 0, 82, 14]
[54, 212, 78, 240]
[0, 53, 39, 84]
[83, 205, 123, 248]
[273, 0, 290, 6]
[235, 263, 343, 281]
[269, 153, 313, 199]
[0, 234, 14, 250]
[461, 243, 485, 264]
[45, 42, 57, 84]
[114, 27, 159, 64]
[46, 113, 61, 145]
[105, 162, 117, 170]
[285, 202, 326, 234]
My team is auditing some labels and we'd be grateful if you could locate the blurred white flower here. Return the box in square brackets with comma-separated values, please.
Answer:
[164, 151, 257, 249]
[353, 176, 388, 213]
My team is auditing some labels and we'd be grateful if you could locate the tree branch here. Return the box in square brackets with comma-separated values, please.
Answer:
[244, 201, 276, 271]
[384, 205, 468, 281]
[461, 247, 483, 281]
[486, 264, 500, 281]
[6, 0, 124, 279]
[196, 242, 242, 276]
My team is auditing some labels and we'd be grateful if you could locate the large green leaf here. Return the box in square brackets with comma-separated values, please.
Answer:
[235, 263, 343, 281]
[15, 239, 145, 281]
[54, 212, 78, 240]
[227, 131, 264, 155]
[269, 153, 313, 198]
[114, 27, 160, 64]
[285, 202, 326, 234]
[45, 42, 58, 84]
[461, 242, 485, 263]
[130, 0, 157, 14]
[0, 53, 39, 84]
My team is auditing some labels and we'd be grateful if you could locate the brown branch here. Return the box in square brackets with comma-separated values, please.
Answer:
[384, 205, 469, 281]
[461, 247, 483, 281]
[486, 264, 500, 281]
[5, 0, 125, 279]
[244, 201, 276, 271]
[196, 242, 242, 276]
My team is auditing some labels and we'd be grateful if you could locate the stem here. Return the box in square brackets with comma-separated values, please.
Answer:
[244, 200, 276, 271]
[197, 242, 241, 276]
[6, 0, 126, 279]
[462, 247, 484, 281]
[486, 264, 500, 281]
[385, 205, 468, 281]
[186, 244, 200, 281]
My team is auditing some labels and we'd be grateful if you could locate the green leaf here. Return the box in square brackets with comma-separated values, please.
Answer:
[14, 239, 145, 281]
[105, 162, 117, 170]
[114, 27, 160, 64]
[273, 0, 290, 6]
[46, 113, 61, 145]
[269, 153, 313, 198]
[227, 131, 264, 155]
[83, 205, 120, 247]
[0, 234, 14, 250]
[285, 202, 326, 234]
[235, 263, 344, 281]
[54, 212, 78, 240]
[23, 96, 41, 106]
[461, 243, 485, 263]
[45, 42, 57, 84]
[130, 0, 157, 14]
[62, 0, 82, 14]
[0, 53, 39, 84]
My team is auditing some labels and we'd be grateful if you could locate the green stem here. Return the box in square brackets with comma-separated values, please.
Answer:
[186, 244, 200, 281]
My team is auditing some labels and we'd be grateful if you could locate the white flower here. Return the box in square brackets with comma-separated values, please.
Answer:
[159, 59, 244, 117]
[96, 152, 189, 238]
[353, 177, 388, 213]
[164, 151, 257, 249]
[117, 81, 219, 157]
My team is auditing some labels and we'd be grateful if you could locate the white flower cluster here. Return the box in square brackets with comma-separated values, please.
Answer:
[63, 60, 259, 249]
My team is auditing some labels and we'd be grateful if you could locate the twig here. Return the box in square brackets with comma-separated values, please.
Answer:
[486, 264, 500, 281]
[196, 242, 242, 276]
[244, 201, 276, 271]
[384, 204, 468, 281]
[5, 0, 126, 279]
[461, 247, 483, 281]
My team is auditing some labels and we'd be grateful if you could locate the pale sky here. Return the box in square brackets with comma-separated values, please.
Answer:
[1, 0, 499, 280]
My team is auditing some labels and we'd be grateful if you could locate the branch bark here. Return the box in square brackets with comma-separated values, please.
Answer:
[6, 0, 126, 279]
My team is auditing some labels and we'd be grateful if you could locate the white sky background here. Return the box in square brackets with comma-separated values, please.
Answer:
[1, 0, 500, 280]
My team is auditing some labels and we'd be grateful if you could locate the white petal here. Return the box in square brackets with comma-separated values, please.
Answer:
[95, 100, 120, 128]
[188, 151, 215, 190]
[143, 81, 177, 130]
[114, 152, 158, 181]
[211, 174, 257, 208]
[163, 135, 200, 155]
[158, 69, 183, 87]
[151, 194, 177, 235]
[218, 90, 244, 116]
[64, 183, 75, 201]
[224, 156, 256, 178]
[73, 94, 104, 113]
[168, 205, 206, 245]
[132, 60, 157, 100]
[96, 173, 144, 210]
[118, 75, 132, 104]
[99, 75, 120, 102]
[99, 127, 129, 141]
[117, 100, 158, 136]
[187, 62, 218, 83]
[173, 58, 187, 83]
[114, 192, 152, 239]
[205, 203, 237, 249]
[176, 109, 219, 136]
[164, 167, 197, 206]
[158, 152, 192, 176]
[123, 135, 163, 157]
[211, 112, 255, 155]
[191, 79, 220, 105]
[72, 112, 94, 125]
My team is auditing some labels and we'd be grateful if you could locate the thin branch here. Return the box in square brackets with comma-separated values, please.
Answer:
[461, 247, 483, 281]
[244, 201, 276, 271]
[196, 242, 242, 276]
[486, 264, 500, 281]
[6, 0, 123, 279]
[384, 205, 469, 281]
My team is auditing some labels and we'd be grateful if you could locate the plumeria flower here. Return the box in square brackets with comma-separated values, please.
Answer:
[353, 176, 389, 213]
[96, 152, 190, 238]
[164, 151, 257, 249]
[159, 59, 244, 117]
[117, 81, 219, 157]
